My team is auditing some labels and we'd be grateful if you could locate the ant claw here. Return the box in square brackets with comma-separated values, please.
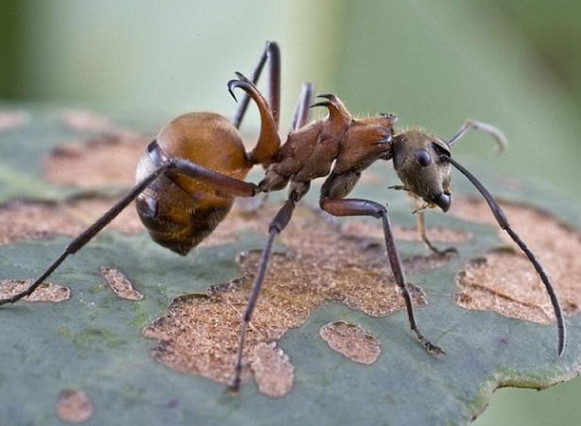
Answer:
[430, 246, 458, 257]
[427, 343, 446, 358]
[417, 334, 445, 358]
[226, 385, 240, 396]
[226, 378, 241, 396]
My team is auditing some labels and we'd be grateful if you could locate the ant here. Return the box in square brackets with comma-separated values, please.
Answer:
[0, 42, 565, 393]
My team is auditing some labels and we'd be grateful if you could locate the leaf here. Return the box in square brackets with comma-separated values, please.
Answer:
[0, 107, 579, 426]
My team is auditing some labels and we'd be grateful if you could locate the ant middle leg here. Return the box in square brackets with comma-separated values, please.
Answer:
[320, 197, 445, 357]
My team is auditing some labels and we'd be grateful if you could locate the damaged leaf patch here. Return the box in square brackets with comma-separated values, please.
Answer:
[250, 342, 294, 398]
[55, 388, 95, 424]
[143, 205, 449, 397]
[0, 197, 143, 246]
[99, 266, 144, 301]
[450, 198, 581, 323]
[0, 280, 70, 303]
[319, 321, 381, 365]
[60, 109, 121, 133]
[43, 134, 148, 189]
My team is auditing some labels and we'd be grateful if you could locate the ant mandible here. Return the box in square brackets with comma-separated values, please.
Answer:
[0, 42, 565, 393]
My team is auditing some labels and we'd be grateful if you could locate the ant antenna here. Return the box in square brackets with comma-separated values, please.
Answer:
[447, 156, 566, 356]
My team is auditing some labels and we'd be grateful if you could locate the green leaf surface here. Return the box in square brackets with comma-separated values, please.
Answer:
[0, 108, 579, 425]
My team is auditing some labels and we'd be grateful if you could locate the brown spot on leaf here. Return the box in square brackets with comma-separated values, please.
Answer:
[143, 205, 447, 396]
[43, 133, 148, 189]
[0, 111, 29, 131]
[99, 266, 143, 301]
[450, 197, 581, 323]
[60, 109, 115, 133]
[0, 280, 70, 303]
[319, 321, 381, 364]
[250, 342, 294, 398]
[0, 197, 143, 246]
[55, 388, 95, 424]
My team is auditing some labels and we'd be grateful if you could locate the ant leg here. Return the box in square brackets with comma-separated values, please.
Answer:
[170, 157, 258, 197]
[229, 198, 296, 392]
[447, 119, 507, 154]
[320, 197, 445, 357]
[0, 161, 173, 306]
[232, 41, 280, 130]
[415, 206, 457, 256]
[0, 157, 259, 306]
[290, 82, 315, 131]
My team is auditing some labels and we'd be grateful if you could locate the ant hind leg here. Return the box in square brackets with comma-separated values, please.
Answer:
[0, 157, 259, 306]
[0, 161, 173, 306]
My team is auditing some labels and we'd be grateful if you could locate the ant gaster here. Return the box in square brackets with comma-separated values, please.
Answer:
[0, 42, 565, 393]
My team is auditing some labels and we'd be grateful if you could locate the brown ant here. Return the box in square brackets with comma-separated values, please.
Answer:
[0, 42, 565, 393]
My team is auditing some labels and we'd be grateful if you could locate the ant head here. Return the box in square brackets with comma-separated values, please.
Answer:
[392, 129, 452, 211]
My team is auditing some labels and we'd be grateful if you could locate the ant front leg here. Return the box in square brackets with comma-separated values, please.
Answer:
[415, 205, 457, 256]
[391, 185, 456, 256]
[229, 198, 297, 393]
[320, 197, 445, 357]
[0, 158, 258, 306]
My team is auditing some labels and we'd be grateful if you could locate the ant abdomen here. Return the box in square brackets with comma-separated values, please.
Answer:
[135, 112, 252, 255]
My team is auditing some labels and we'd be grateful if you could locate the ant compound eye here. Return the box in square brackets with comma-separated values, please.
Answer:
[431, 141, 451, 159]
[414, 149, 432, 167]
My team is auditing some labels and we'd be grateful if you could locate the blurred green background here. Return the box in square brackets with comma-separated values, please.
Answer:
[0, 0, 580, 424]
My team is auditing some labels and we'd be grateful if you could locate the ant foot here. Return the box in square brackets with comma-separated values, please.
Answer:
[226, 378, 241, 396]
[417, 334, 446, 358]
[432, 246, 458, 257]
[424, 341, 446, 358]
[425, 241, 458, 257]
